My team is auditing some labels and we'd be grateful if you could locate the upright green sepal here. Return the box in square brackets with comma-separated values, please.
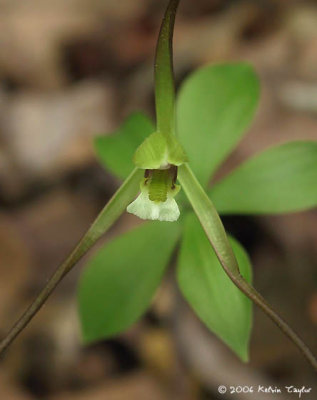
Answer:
[155, 0, 180, 136]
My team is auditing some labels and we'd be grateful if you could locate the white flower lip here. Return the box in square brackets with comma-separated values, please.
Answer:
[127, 191, 180, 222]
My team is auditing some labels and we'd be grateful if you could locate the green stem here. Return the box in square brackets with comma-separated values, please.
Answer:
[178, 163, 317, 372]
[155, 0, 180, 137]
[0, 168, 143, 355]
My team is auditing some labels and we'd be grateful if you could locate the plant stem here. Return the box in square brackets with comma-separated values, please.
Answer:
[0, 168, 143, 355]
[155, 0, 180, 137]
[178, 163, 317, 371]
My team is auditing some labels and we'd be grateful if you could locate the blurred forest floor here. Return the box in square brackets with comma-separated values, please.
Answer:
[0, 0, 316, 399]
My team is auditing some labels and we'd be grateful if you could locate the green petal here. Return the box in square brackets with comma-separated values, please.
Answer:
[177, 63, 260, 188]
[210, 141, 317, 214]
[177, 213, 252, 361]
[95, 112, 154, 180]
[165, 135, 188, 166]
[133, 132, 187, 169]
[78, 221, 180, 343]
[133, 132, 168, 169]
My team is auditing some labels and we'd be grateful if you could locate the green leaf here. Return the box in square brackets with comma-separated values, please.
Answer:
[210, 141, 317, 214]
[177, 63, 260, 188]
[177, 213, 252, 361]
[78, 221, 180, 343]
[95, 112, 154, 180]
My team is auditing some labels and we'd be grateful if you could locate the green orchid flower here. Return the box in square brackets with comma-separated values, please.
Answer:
[1, 0, 316, 372]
